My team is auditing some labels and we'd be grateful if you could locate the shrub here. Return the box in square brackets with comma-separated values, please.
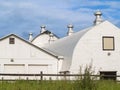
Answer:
[74, 65, 97, 90]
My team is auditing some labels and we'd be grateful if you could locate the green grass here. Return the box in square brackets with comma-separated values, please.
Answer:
[97, 80, 120, 90]
[0, 80, 74, 90]
[0, 65, 119, 90]
[0, 80, 120, 90]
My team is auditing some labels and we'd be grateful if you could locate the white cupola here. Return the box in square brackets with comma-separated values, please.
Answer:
[40, 25, 46, 33]
[49, 33, 55, 43]
[94, 11, 103, 25]
[28, 32, 33, 42]
[67, 24, 74, 36]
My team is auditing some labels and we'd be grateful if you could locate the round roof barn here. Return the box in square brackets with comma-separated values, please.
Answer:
[43, 12, 120, 75]
[32, 25, 59, 47]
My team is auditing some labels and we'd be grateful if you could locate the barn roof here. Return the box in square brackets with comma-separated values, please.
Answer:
[31, 30, 59, 42]
[43, 25, 93, 71]
[43, 20, 119, 72]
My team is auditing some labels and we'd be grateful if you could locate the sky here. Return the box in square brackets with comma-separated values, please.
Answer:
[0, 0, 120, 39]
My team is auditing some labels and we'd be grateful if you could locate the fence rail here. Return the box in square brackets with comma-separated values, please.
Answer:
[0, 72, 119, 80]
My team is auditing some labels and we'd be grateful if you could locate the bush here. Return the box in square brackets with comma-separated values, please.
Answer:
[74, 65, 97, 90]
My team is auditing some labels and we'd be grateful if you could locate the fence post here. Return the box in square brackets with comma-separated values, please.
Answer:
[2, 77, 4, 81]
[40, 71, 43, 80]
[64, 73, 67, 80]
[26, 77, 29, 80]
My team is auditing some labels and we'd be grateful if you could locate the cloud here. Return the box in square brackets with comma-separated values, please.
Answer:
[0, 0, 120, 39]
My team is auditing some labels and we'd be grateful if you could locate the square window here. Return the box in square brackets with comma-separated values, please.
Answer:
[102, 36, 114, 50]
[9, 38, 15, 44]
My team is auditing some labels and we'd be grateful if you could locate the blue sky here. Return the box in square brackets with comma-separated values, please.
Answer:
[0, 0, 120, 39]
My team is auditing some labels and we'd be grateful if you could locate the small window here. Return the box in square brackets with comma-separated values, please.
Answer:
[9, 38, 15, 44]
[102, 36, 114, 50]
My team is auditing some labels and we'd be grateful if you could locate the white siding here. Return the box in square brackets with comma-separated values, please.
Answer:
[71, 21, 120, 75]
[0, 35, 58, 79]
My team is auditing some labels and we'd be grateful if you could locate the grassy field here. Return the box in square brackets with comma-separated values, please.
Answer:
[0, 66, 119, 90]
[0, 80, 120, 90]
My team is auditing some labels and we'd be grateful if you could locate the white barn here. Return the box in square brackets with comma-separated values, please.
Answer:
[0, 34, 63, 79]
[0, 11, 120, 80]
[42, 11, 120, 80]
[31, 25, 59, 47]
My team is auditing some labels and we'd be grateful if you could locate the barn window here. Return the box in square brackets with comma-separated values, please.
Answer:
[9, 38, 15, 44]
[102, 36, 114, 50]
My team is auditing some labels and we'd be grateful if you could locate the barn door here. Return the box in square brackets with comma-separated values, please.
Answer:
[4, 64, 25, 74]
[3, 64, 25, 79]
[100, 71, 117, 80]
[28, 64, 48, 74]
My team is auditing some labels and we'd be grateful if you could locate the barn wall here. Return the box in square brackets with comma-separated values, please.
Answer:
[32, 34, 58, 47]
[0, 36, 59, 76]
[71, 21, 120, 76]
